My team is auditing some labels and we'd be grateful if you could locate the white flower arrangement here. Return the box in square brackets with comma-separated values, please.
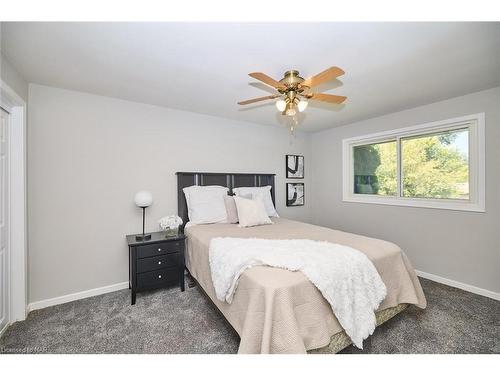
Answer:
[158, 215, 183, 230]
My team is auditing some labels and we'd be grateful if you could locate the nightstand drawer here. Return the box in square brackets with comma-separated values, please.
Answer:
[136, 268, 179, 289]
[137, 253, 182, 273]
[136, 241, 183, 259]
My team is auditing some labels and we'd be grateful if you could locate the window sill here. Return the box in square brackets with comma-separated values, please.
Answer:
[342, 195, 485, 213]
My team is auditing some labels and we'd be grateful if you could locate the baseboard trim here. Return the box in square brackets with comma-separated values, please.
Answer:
[28, 281, 129, 313]
[25, 271, 499, 314]
[416, 270, 500, 301]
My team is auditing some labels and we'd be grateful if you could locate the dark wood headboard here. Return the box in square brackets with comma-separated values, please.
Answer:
[176, 172, 276, 231]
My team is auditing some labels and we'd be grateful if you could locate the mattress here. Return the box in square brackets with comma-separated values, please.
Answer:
[185, 218, 426, 354]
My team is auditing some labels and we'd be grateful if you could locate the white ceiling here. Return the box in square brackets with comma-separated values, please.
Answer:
[2, 22, 499, 132]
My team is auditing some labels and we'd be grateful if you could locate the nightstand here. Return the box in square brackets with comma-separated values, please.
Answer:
[126, 231, 186, 305]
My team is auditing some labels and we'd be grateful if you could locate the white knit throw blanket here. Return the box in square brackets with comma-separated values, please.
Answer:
[209, 237, 387, 349]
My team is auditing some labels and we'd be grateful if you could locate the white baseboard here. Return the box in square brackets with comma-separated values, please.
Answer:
[416, 270, 500, 301]
[24, 271, 498, 315]
[27, 281, 129, 313]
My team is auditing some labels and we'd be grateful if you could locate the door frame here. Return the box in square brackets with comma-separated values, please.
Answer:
[0, 79, 27, 324]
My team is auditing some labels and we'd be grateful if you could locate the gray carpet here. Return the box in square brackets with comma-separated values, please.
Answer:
[1, 278, 498, 354]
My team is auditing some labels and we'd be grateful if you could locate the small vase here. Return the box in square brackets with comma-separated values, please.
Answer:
[164, 227, 179, 237]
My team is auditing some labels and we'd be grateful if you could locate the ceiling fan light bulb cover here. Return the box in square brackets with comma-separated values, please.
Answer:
[285, 103, 297, 116]
[275, 99, 287, 112]
[297, 99, 308, 112]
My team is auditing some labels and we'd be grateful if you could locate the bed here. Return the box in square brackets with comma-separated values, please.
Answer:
[176, 172, 427, 354]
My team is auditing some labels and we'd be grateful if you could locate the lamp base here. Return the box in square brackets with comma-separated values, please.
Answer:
[135, 233, 152, 241]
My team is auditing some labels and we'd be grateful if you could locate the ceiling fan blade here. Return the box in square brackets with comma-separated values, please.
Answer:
[308, 92, 347, 104]
[248, 72, 284, 89]
[238, 94, 279, 105]
[301, 66, 345, 88]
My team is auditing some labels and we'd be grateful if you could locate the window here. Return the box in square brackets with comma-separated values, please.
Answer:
[353, 140, 397, 196]
[343, 113, 485, 212]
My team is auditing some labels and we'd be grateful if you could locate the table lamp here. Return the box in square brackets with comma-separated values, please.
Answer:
[134, 190, 153, 241]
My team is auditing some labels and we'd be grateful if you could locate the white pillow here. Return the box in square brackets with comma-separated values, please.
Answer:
[183, 185, 229, 224]
[224, 195, 239, 224]
[233, 196, 272, 228]
[233, 186, 279, 217]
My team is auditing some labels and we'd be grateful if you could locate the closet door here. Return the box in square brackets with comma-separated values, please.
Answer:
[0, 107, 10, 335]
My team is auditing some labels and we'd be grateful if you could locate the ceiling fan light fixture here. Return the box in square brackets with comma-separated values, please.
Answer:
[284, 102, 296, 117]
[275, 99, 287, 112]
[239, 67, 346, 120]
[297, 99, 308, 112]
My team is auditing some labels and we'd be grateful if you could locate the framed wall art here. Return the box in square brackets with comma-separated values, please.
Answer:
[286, 154, 304, 179]
[286, 183, 304, 207]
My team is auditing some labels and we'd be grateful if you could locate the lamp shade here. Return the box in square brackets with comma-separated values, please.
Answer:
[134, 191, 153, 208]
[275, 99, 287, 112]
[297, 99, 308, 112]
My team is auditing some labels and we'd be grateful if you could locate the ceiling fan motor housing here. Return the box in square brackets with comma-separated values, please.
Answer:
[279, 70, 305, 86]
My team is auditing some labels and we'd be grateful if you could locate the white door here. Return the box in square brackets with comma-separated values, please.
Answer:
[0, 107, 10, 334]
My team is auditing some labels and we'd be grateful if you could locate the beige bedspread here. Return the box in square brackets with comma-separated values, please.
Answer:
[185, 218, 426, 354]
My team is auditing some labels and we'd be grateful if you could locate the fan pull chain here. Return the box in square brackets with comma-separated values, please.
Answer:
[288, 116, 298, 145]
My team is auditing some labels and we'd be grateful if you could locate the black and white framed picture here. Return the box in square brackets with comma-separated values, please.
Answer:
[286, 183, 305, 207]
[286, 154, 304, 179]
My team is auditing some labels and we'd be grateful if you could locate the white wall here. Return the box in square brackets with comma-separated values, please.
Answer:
[28, 84, 312, 303]
[311, 87, 500, 294]
[27, 83, 500, 304]
[0, 51, 28, 102]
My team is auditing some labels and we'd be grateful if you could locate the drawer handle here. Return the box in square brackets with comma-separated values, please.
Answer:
[158, 261, 162, 265]
[158, 248, 162, 252]
[158, 275, 162, 279]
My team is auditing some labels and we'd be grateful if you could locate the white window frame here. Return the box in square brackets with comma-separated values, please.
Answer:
[342, 113, 485, 212]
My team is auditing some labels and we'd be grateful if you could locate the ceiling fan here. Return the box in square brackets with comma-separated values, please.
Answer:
[238, 66, 347, 116]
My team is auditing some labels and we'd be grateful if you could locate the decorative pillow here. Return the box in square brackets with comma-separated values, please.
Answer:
[233, 186, 279, 217]
[224, 195, 239, 224]
[233, 196, 273, 228]
[183, 185, 229, 224]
